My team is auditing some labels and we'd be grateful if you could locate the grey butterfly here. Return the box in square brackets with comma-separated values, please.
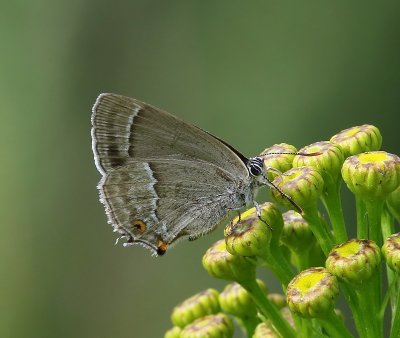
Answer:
[91, 93, 300, 256]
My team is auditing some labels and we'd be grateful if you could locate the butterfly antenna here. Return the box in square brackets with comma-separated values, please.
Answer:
[260, 151, 322, 157]
[263, 174, 303, 214]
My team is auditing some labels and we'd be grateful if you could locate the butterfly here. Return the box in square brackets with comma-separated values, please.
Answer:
[91, 93, 302, 256]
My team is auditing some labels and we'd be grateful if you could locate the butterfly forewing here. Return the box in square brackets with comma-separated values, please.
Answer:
[92, 93, 248, 175]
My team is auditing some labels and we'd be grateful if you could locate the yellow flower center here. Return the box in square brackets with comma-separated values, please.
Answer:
[285, 168, 303, 181]
[306, 146, 320, 153]
[215, 240, 227, 252]
[344, 127, 359, 137]
[240, 207, 256, 220]
[358, 152, 388, 164]
[191, 316, 210, 329]
[293, 271, 326, 296]
[335, 241, 360, 258]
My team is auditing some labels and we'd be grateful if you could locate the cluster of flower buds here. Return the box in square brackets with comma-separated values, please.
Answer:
[165, 124, 400, 338]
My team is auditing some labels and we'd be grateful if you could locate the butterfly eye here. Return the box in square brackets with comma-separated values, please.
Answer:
[132, 219, 147, 233]
[248, 157, 264, 177]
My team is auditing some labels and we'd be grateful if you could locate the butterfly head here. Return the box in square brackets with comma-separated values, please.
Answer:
[247, 157, 264, 177]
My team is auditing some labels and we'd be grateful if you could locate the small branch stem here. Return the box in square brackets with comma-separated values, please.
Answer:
[321, 180, 348, 244]
[318, 310, 353, 338]
[302, 206, 334, 256]
[389, 277, 400, 338]
[236, 316, 260, 337]
[262, 241, 294, 287]
[365, 200, 384, 247]
[356, 197, 367, 239]
[341, 284, 367, 338]
[240, 278, 296, 338]
[355, 278, 383, 338]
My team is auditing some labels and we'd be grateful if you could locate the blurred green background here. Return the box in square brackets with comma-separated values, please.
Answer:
[1, 1, 399, 337]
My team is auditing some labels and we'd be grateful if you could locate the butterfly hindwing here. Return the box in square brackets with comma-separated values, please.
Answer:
[99, 158, 252, 254]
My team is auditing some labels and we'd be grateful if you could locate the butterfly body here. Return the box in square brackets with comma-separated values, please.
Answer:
[92, 93, 262, 255]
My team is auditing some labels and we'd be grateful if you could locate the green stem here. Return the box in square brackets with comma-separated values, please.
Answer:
[356, 197, 367, 239]
[262, 242, 294, 287]
[379, 271, 398, 320]
[306, 319, 324, 337]
[341, 284, 367, 338]
[381, 207, 396, 314]
[240, 278, 296, 338]
[355, 279, 382, 338]
[236, 316, 260, 337]
[389, 278, 400, 338]
[291, 250, 311, 272]
[394, 278, 400, 327]
[387, 200, 400, 223]
[372, 270, 384, 337]
[318, 310, 353, 338]
[362, 199, 384, 337]
[381, 205, 394, 241]
[321, 181, 348, 244]
[259, 216, 294, 287]
[292, 314, 311, 338]
[302, 206, 335, 256]
[364, 200, 384, 247]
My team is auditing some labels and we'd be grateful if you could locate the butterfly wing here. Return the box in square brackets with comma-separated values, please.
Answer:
[91, 93, 249, 175]
[91, 93, 253, 255]
[99, 159, 252, 255]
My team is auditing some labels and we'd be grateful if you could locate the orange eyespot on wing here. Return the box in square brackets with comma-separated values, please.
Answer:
[132, 219, 147, 233]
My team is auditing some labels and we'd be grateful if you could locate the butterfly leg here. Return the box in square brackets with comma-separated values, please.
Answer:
[254, 200, 272, 230]
[224, 210, 242, 237]
[236, 210, 241, 223]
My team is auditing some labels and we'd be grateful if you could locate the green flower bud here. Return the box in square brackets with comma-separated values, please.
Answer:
[180, 313, 234, 338]
[293, 141, 344, 185]
[219, 280, 266, 318]
[280, 307, 295, 327]
[164, 326, 182, 338]
[253, 307, 294, 338]
[387, 186, 400, 222]
[326, 239, 381, 285]
[382, 232, 400, 272]
[202, 240, 256, 283]
[342, 151, 400, 202]
[259, 143, 298, 181]
[225, 203, 283, 258]
[267, 293, 286, 309]
[252, 322, 279, 338]
[287, 267, 339, 318]
[171, 288, 220, 328]
[271, 166, 324, 211]
[330, 124, 382, 158]
[281, 210, 315, 252]
[294, 141, 349, 244]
